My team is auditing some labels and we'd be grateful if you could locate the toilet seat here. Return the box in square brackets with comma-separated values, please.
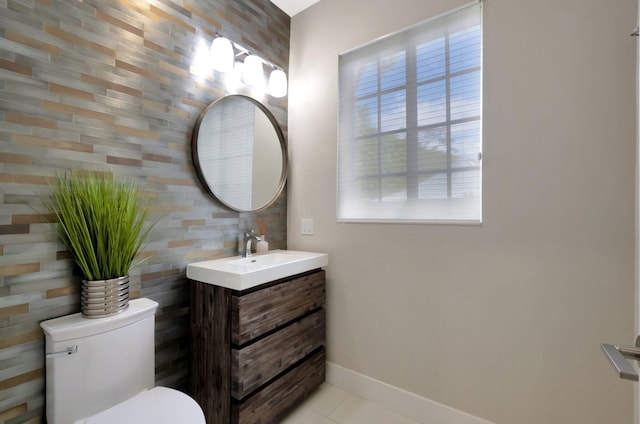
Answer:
[78, 386, 205, 424]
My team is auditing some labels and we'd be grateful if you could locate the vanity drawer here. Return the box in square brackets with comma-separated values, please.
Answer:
[232, 347, 326, 424]
[231, 309, 325, 399]
[231, 270, 325, 345]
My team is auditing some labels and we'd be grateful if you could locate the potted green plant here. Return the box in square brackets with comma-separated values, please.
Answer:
[42, 170, 156, 318]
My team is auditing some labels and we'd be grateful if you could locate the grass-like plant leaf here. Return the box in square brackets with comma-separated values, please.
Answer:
[42, 170, 156, 281]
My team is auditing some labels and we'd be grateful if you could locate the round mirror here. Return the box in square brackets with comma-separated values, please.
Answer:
[192, 95, 287, 212]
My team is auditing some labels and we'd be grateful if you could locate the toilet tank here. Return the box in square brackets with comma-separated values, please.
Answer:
[40, 298, 159, 424]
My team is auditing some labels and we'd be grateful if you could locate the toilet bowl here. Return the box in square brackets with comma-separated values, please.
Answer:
[40, 298, 205, 424]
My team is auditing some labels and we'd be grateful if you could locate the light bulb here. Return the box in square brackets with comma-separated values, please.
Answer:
[210, 37, 234, 73]
[225, 61, 244, 93]
[192, 39, 213, 77]
[268, 69, 287, 98]
[242, 55, 265, 88]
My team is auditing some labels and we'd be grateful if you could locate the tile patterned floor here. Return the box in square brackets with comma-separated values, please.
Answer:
[282, 383, 420, 424]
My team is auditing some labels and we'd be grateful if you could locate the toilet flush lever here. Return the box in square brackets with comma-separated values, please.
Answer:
[46, 345, 78, 359]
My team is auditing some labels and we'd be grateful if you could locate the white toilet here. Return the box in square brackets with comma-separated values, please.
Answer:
[40, 298, 205, 424]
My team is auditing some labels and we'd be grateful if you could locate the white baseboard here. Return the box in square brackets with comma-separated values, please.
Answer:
[325, 362, 495, 424]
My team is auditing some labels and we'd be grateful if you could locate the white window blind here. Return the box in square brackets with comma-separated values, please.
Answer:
[337, 2, 482, 224]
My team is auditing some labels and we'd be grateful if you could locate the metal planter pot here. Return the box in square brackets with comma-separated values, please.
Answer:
[81, 275, 130, 318]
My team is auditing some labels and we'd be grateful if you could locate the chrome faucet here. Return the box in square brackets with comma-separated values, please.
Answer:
[243, 230, 261, 258]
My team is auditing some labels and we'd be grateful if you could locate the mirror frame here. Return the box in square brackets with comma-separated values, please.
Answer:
[191, 95, 288, 212]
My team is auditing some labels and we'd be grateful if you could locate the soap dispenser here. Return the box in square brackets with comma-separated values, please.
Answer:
[256, 218, 269, 253]
[256, 236, 268, 253]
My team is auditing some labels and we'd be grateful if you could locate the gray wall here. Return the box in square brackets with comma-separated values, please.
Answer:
[0, 0, 289, 422]
[288, 0, 636, 423]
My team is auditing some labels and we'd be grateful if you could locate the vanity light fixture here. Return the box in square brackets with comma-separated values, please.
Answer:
[206, 34, 288, 98]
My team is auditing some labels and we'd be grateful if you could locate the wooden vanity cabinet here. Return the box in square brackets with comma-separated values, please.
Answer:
[190, 269, 326, 424]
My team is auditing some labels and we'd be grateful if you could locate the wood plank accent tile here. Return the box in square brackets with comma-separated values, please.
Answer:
[147, 175, 193, 186]
[141, 190, 159, 200]
[116, 60, 171, 85]
[42, 101, 114, 123]
[96, 10, 144, 38]
[0, 368, 44, 391]
[202, 27, 216, 38]
[0, 330, 42, 350]
[46, 285, 79, 299]
[184, 3, 222, 28]
[140, 268, 180, 282]
[167, 141, 189, 152]
[227, 4, 250, 24]
[183, 3, 222, 29]
[181, 219, 206, 227]
[44, 25, 116, 57]
[213, 212, 239, 219]
[149, 4, 196, 33]
[214, 6, 240, 27]
[167, 239, 195, 248]
[14, 133, 94, 153]
[151, 204, 191, 214]
[13, 174, 51, 185]
[80, 74, 142, 98]
[157, 0, 192, 18]
[143, 39, 182, 61]
[0, 263, 40, 277]
[0, 303, 30, 318]
[0, 173, 15, 183]
[142, 152, 173, 163]
[0, 58, 32, 76]
[0, 224, 30, 235]
[5, 111, 58, 129]
[195, 81, 225, 97]
[49, 83, 95, 101]
[159, 59, 188, 78]
[106, 155, 143, 167]
[0, 403, 28, 421]
[113, 124, 159, 139]
[0, 152, 32, 165]
[116, 0, 147, 15]
[181, 96, 207, 109]
[156, 305, 189, 323]
[184, 249, 224, 260]
[135, 250, 158, 262]
[12, 214, 54, 225]
[56, 250, 72, 260]
[142, 99, 190, 119]
[6, 31, 60, 54]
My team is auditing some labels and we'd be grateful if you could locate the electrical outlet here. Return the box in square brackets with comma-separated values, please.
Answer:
[301, 218, 314, 235]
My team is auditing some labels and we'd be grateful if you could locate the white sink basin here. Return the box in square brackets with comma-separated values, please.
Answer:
[186, 250, 328, 291]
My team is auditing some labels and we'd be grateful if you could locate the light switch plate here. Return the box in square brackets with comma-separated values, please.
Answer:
[301, 218, 314, 235]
